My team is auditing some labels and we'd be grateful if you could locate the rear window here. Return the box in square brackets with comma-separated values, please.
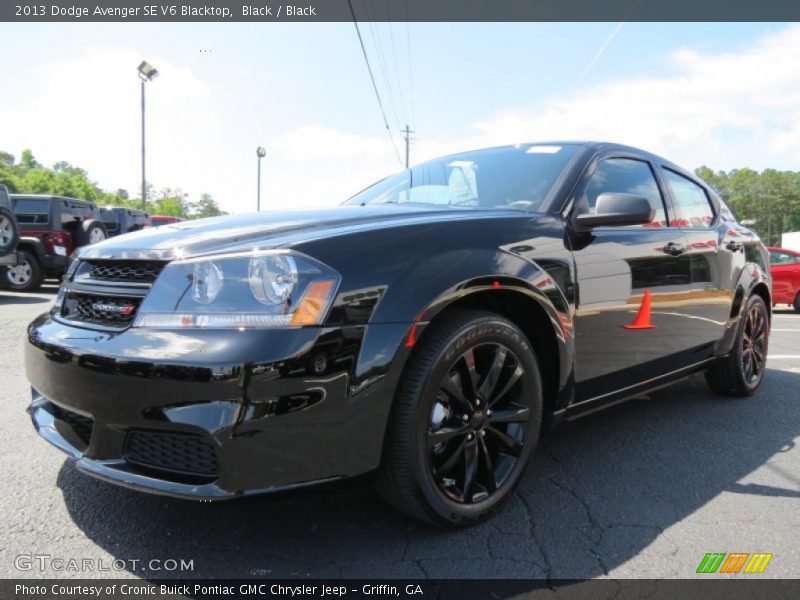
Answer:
[12, 198, 49, 224]
[662, 169, 715, 229]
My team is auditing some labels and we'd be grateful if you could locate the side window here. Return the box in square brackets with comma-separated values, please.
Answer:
[581, 158, 667, 228]
[11, 198, 50, 224]
[662, 169, 715, 229]
[770, 251, 794, 266]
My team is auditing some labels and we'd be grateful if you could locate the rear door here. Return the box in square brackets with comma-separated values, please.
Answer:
[658, 167, 740, 348]
[570, 153, 697, 402]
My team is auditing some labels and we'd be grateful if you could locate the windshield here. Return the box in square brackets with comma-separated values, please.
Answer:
[345, 144, 578, 211]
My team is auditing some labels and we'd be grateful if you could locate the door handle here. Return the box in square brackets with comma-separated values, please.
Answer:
[726, 241, 744, 252]
[663, 242, 687, 256]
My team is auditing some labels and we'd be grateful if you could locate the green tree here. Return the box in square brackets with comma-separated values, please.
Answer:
[695, 166, 800, 246]
[150, 188, 190, 217]
[188, 193, 227, 219]
[20, 149, 41, 171]
[0, 148, 237, 220]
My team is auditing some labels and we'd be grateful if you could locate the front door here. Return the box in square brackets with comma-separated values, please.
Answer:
[569, 154, 699, 403]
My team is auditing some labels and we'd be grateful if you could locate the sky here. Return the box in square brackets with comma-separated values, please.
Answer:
[1, 21, 798, 214]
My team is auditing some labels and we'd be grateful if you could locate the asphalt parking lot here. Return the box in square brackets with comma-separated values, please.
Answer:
[1, 284, 799, 580]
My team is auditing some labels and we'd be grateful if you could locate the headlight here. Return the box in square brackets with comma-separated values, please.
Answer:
[192, 261, 223, 304]
[133, 250, 339, 329]
[248, 255, 297, 305]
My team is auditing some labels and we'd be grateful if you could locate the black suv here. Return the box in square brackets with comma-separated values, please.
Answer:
[0, 185, 21, 284]
[8, 194, 108, 291]
[100, 206, 151, 237]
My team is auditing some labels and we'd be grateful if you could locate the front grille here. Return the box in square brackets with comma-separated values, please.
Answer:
[84, 260, 165, 284]
[63, 293, 141, 327]
[49, 404, 93, 448]
[124, 431, 220, 479]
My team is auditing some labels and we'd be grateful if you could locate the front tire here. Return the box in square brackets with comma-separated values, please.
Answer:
[5, 249, 44, 292]
[793, 292, 800, 314]
[705, 294, 769, 396]
[376, 310, 543, 527]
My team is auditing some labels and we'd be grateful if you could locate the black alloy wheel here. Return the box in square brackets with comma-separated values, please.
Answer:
[428, 342, 530, 504]
[740, 302, 768, 386]
[377, 309, 542, 527]
[706, 294, 770, 396]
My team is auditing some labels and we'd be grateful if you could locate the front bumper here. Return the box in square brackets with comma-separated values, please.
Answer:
[26, 313, 402, 499]
[39, 252, 69, 272]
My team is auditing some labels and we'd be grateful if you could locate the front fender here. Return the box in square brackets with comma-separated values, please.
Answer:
[351, 248, 575, 440]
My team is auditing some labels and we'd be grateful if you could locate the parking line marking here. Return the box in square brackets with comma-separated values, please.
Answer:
[768, 355, 800, 359]
[771, 329, 800, 332]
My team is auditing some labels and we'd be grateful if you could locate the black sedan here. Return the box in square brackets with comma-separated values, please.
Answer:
[25, 142, 771, 526]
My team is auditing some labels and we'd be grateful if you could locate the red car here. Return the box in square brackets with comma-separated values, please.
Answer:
[768, 246, 800, 312]
[149, 215, 184, 227]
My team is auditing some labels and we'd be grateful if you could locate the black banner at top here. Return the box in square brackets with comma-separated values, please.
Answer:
[3, 0, 800, 23]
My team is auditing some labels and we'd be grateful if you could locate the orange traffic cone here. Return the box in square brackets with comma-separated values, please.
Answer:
[623, 289, 656, 329]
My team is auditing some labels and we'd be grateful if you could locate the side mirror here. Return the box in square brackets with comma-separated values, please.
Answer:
[575, 193, 654, 229]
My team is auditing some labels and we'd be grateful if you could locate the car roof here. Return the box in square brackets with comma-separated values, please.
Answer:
[101, 206, 146, 214]
[9, 193, 94, 204]
[768, 246, 800, 255]
[435, 140, 697, 180]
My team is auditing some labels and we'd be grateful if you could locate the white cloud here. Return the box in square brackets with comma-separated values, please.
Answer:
[276, 125, 390, 160]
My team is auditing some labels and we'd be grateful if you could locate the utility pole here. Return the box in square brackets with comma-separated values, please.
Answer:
[402, 124, 413, 169]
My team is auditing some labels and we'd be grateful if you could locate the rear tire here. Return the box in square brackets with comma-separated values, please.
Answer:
[793, 292, 800, 314]
[705, 294, 769, 396]
[376, 309, 543, 527]
[5, 249, 44, 292]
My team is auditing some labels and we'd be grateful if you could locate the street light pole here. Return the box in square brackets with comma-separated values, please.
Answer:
[140, 79, 146, 211]
[256, 146, 266, 211]
[137, 61, 159, 211]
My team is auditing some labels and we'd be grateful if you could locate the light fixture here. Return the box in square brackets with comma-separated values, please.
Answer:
[137, 61, 159, 82]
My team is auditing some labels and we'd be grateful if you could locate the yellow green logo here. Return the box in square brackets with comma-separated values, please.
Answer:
[696, 552, 773, 574]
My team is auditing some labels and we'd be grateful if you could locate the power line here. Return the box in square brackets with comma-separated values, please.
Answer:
[404, 0, 416, 130]
[347, 0, 403, 166]
[385, 17, 409, 127]
[366, 19, 404, 132]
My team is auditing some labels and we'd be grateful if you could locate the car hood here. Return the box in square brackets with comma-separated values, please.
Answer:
[77, 204, 523, 261]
